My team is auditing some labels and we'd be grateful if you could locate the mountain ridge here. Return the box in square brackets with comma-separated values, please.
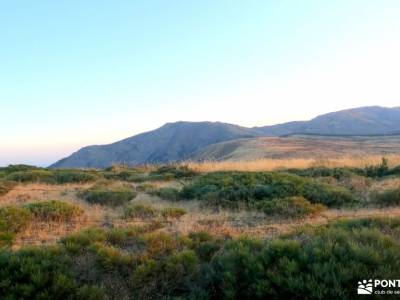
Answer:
[51, 106, 400, 168]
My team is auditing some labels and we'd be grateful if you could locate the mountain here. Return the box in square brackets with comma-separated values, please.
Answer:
[50, 121, 256, 168]
[256, 106, 400, 136]
[51, 106, 400, 168]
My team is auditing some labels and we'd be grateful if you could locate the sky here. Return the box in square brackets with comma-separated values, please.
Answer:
[1, 0, 400, 166]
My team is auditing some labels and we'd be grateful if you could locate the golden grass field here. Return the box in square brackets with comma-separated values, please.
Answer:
[186, 154, 400, 172]
[2, 174, 400, 249]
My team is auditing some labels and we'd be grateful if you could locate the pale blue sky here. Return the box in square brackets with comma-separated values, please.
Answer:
[1, 1, 400, 166]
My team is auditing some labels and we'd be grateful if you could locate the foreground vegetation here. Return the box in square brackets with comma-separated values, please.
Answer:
[1, 217, 400, 299]
[1, 159, 400, 298]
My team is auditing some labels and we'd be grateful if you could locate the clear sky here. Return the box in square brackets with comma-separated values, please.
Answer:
[1, 1, 400, 166]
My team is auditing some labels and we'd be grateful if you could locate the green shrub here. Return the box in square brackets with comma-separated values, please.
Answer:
[207, 218, 400, 299]
[180, 171, 356, 208]
[301, 181, 356, 207]
[3, 217, 400, 299]
[3, 168, 99, 184]
[0, 247, 105, 300]
[0, 206, 32, 233]
[372, 188, 400, 207]
[6, 170, 53, 183]
[150, 187, 180, 201]
[0, 164, 42, 173]
[123, 204, 157, 219]
[288, 167, 356, 179]
[0, 206, 32, 248]
[150, 165, 197, 180]
[51, 170, 99, 184]
[25, 200, 83, 221]
[61, 228, 107, 253]
[103, 168, 144, 181]
[79, 184, 137, 207]
[135, 183, 156, 192]
[161, 207, 187, 219]
[364, 157, 390, 178]
[257, 196, 326, 219]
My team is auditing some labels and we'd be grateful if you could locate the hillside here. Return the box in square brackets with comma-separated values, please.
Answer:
[256, 106, 400, 136]
[192, 135, 400, 161]
[51, 106, 400, 168]
[51, 121, 256, 168]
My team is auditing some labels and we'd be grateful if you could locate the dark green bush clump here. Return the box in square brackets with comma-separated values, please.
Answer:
[5, 169, 99, 184]
[6, 170, 54, 183]
[51, 170, 99, 184]
[256, 196, 325, 219]
[372, 188, 400, 207]
[150, 187, 180, 201]
[25, 200, 83, 221]
[150, 164, 198, 180]
[288, 166, 356, 179]
[180, 171, 356, 208]
[123, 204, 156, 219]
[0, 206, 32, 247]
[79, 183, 137, 207]
[161, 207, 187, 219]
[363, 157, 389, 178]
[0, 164, 43, 174]
[0, 248, 105, 300]
[2, 217, 400, 299]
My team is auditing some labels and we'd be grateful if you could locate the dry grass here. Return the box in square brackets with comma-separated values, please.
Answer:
[186, 154, 400, 173]
[3, 169, 400, 247]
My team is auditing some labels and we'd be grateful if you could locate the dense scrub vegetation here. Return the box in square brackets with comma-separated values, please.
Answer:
[25, 200, 83, 221]
[179, 171, 356, 209]
[1, 217, 400, 299]
[372, 188, 400, 207]
[0, 165, 98, 184]
[78, 183, 137, 207]
[0, 201, 83, 248]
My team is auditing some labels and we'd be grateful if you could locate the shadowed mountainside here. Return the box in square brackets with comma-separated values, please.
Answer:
[51, 106, 400, 168]
[255, 106, 400, 136]
[51, 121, 256, 168]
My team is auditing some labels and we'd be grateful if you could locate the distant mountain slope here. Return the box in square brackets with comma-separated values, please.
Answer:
[51, 122, 256, 168]
[192, 135, 400, 161]
[256, 106, 400, 136]
[51, 106, 400, 168]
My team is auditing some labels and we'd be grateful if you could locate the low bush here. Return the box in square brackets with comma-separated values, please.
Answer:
[161, 207, 187, 219]
[51, 170, 99, 184]
[103, 168, 144, 182]
[150, 187, 180, 201]
[0, 164, 43, 173]
[2, 217, 400, 299]
[123, 204, 157, 219]
[0, 206, 32, 247]
[0, 248, 105, 300]
[6, 169, 53, 183]
[150, 164, 198, 180]
[180, 171, 356, 209]
[256, 196, 326, 219]
[372, 188, 400, 207]
[79, 183, 137, 207]
[3, 167, 99, 184]
[364, 157, 390, 178]
[288, 167, 356, 179]
[25, 200, 83, 221]
[135, 183, 156, 192]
